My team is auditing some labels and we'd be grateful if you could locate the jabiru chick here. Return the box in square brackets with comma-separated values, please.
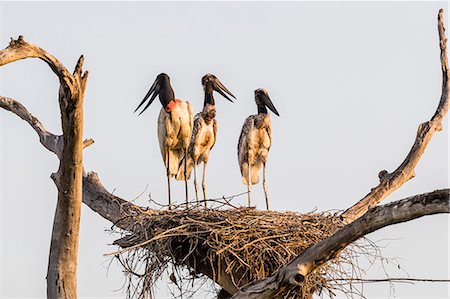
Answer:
[237, 88, 279, 210]
[177, 74, 235, 207]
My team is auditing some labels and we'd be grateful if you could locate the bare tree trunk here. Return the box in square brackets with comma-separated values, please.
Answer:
[46, 59, 87, 299]
[0, 37, 88, 299]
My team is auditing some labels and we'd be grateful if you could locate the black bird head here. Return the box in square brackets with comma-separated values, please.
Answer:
[254, 88, 280, 116]
[201, 73, 236, 105]
[134, 73, 175, 115]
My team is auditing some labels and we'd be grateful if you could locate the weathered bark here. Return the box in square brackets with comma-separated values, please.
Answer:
[0, 37, 88, 299]
[46, 55, 87, 299]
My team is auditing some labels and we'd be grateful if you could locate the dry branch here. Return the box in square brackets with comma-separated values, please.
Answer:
[0, 36, 74, 88]
[0, 95, 94, 155]
[342, 9, 449, 223]
[0, 95, 62, 156]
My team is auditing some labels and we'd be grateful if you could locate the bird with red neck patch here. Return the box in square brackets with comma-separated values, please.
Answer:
[165, 99, 181, 112]
[134, 73, 194, 208]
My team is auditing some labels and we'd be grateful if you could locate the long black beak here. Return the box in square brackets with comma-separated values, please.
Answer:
[134, 79, 160, 116]
[214, 79, 236, 103]
[261, 93, 280, 116]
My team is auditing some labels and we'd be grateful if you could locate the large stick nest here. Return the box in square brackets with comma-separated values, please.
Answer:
[110, 204, 375, 299]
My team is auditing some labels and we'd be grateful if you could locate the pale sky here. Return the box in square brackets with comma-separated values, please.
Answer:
[0, 1, 448, 299]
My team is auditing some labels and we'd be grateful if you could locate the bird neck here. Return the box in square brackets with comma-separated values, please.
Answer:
[202, 103, 216, 123]
[257, 104, 268, 115]
[159, 80, 175, 108]
[204, 86, 215, 106]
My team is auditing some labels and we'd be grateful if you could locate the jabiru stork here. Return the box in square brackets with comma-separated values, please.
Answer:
[134, 73, 193, 208]
[176, 74, 235, 207]
[237, 88, 279, 210]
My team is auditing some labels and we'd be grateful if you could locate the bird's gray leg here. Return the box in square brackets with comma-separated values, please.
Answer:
[263, 162, 269, 210]
[247, 162, 252, 207]
[166, 147, 172, 209]
[194, 161, 199, 204]
[184, 147, 189, 209]
[202, 162, 207, 208]
[247, 120, 253, 208]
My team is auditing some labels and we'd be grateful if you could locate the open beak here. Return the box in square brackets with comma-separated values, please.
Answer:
[261, 93, 280, 116]
[214, 79, 236, 103]
[134, 79, 160, 116]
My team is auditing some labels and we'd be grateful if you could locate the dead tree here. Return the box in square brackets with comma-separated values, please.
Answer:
[0, 9, 448, 299]
[0, 37, 89, 298]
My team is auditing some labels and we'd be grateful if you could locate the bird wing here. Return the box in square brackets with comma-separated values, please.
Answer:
[174, 101, 195, 180]
[210, 118, 218, 150]
[189, 115, 203, 154]
[166, 109, 181, 146]
[187, 101, 194, 135]
[265, 117, 273, 151]
[157, 108, 168, 161]
[237, 116, 254, 169]
[168, 100, 193, 150]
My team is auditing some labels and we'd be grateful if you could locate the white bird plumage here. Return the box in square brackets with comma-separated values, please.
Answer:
[135, 73, 193, 207]
[238, 88, 279, 210]
[157, 100, 194, 176]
